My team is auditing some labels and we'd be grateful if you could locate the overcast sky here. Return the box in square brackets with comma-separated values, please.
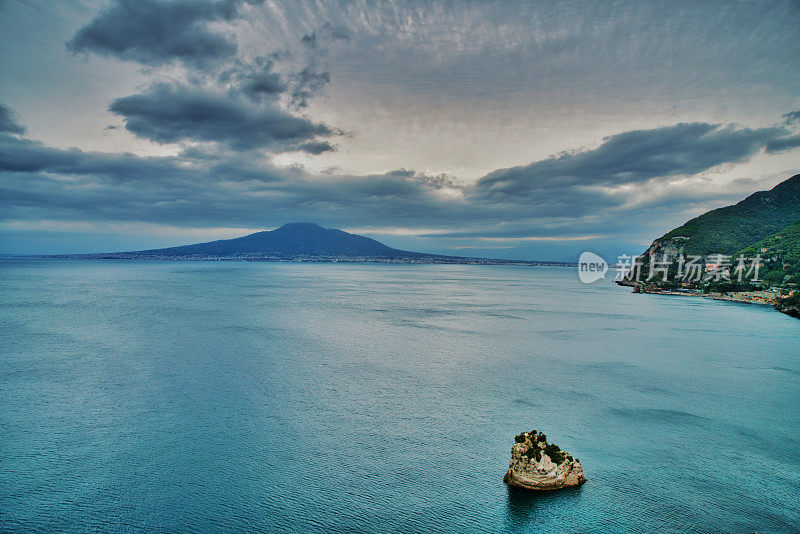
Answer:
[1, 0, 798, 260]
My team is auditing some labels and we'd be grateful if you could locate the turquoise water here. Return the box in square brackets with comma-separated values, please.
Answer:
[1, 259, 798, 533]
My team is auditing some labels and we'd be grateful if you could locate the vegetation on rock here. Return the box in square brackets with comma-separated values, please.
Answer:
[774, 292, 800, 318]
[737, 220, 800, 287]
[504, 430, 586, 490]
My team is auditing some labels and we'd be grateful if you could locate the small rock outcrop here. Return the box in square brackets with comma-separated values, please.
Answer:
[503, 430, 586, 490]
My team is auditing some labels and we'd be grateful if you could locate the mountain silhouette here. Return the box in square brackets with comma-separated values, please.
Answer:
[131, 223, 428, 258]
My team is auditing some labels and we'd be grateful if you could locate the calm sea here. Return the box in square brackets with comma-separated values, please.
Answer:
[1, 259, 798, 533]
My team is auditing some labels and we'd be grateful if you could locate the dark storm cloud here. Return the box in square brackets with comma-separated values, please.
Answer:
[75, 11, 348, 154]
[239, 69, 287, 100]
[67, 0, 260, 65]
[218, 56, 288, 102]
[0, 103, 25, 134]
[475, 123, 789, 199]
[108, 82, 337, 151]
[782, 110, 800, 125]
[69, 3, 348, 155]
[0, 134, 81, 172]
[766, 135, 800, 153]
[0, 133, 190, 179]
[296, 141, 336, 155]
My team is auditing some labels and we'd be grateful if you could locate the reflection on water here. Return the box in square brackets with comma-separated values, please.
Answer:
[505, 485, 585, 530]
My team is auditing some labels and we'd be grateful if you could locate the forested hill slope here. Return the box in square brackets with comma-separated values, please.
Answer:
[654, 173, 800, 256]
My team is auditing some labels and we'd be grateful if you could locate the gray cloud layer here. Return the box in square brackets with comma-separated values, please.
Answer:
[766, 135, 800, 154]
[68, 1, 345, 155]
[476, 123, 790, 200]
[2, 0, 797, 254]
[2, 103, 798, 242]
[109, 82, 337, 153]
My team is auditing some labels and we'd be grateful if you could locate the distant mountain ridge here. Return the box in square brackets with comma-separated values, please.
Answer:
[133, 223, 424, 259]
[90, 223, 568, 266]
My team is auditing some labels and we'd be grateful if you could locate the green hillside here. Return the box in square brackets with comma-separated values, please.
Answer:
[737, 220, 800, 287]
[657, 174, 800, 256]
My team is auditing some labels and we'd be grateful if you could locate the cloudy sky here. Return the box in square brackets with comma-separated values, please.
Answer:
[1, 0, 798, 260]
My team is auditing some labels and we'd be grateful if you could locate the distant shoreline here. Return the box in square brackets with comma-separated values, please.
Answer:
[1, 254, 578, 267]
[636, 288, 776, 307]
[624, 284, 800, 319]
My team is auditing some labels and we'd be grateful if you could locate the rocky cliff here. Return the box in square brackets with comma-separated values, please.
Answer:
[503, 430, 586, 490]
[774, 292, 800, 318]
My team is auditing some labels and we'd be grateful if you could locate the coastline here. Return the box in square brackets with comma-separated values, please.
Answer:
[635, 288, 776, 307]
[620, 282, 800, 319]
